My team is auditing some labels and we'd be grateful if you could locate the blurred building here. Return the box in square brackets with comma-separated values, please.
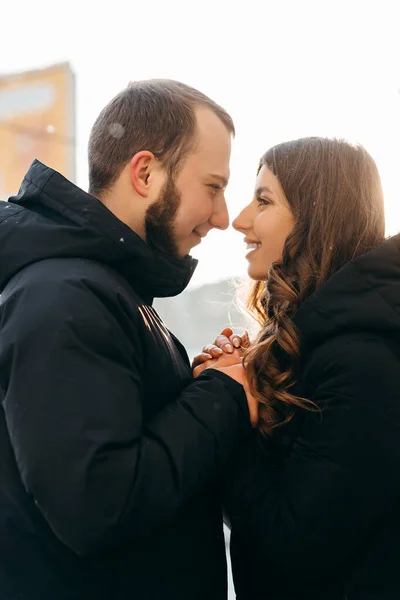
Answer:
[0, 62, 75, 199]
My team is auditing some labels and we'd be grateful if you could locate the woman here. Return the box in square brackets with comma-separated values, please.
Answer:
[194, 137, 400, 599]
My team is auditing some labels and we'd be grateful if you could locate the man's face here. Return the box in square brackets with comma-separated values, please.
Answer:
[145, 177, 181, 256]
[145, 108, 232, 258]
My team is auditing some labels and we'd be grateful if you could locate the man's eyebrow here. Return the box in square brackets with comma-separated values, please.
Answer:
[207, 174, 229, 188]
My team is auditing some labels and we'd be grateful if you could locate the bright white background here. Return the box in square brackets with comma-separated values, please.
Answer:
[2, 3, 400, 595]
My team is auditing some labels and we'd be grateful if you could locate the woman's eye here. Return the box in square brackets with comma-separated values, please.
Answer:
[257, 196, 271, 207]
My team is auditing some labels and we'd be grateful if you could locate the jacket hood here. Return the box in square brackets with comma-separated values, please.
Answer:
[0, 160, 197, 302]
[293, 234, 400, 352]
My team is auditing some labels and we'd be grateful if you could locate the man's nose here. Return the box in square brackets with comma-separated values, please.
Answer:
[210, 197, 229, 231]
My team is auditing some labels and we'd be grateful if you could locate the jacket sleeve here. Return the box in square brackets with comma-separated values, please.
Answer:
[0, 274, 250, 556]
[222, 338, 400, 582]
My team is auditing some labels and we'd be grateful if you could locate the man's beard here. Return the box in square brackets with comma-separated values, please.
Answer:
[144, 177, 181, 257]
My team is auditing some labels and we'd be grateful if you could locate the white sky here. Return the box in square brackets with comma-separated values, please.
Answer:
[1, 0, 400, 288]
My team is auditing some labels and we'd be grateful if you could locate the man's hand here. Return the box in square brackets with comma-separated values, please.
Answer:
[191, 327, 257, 427]
[191, 328, 250, 373]
[193, 349, 242, 379]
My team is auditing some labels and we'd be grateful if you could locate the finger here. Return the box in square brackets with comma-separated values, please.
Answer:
[202, 344, 223, 358]
[229, 334, 242, 349]
[215, 347, 242, 362]
[220, 327, 233, 338]
[193, 363, 208, 378]
[194, 358, 216, 378]
[214, 335, 234, 353]
[241, 330, 251, 348]
[214, 328, 234, 351]
[192, 352, 213, 369]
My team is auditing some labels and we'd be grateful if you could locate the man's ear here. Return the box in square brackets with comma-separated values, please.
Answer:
[129, 151, 157, 198]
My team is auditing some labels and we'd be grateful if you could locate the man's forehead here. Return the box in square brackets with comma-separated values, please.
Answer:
[195, 109, 232, 148]
[194, 106, 229, 130]
[185, 140, 231, 180]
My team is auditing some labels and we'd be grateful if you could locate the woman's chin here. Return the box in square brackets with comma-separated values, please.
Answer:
[247, 264, 268, 281]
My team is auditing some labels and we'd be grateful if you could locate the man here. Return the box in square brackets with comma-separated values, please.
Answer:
[0, 80, 255, 600]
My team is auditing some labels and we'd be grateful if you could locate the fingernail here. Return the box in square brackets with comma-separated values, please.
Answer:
[215, 348, 223, 354]
[233, 338, 240, 348]
[224, 344, 233, 353]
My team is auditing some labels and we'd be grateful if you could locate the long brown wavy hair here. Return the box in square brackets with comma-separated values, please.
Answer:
[244, 137, 386, 436]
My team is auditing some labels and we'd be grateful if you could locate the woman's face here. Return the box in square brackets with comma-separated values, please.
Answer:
[233, 165, 294, 280]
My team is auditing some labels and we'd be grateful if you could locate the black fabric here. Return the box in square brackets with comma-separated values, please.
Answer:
[224, 234, 400, 600]
[0, 161, 251, 600]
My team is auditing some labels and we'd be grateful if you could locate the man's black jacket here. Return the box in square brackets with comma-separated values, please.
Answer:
[0, 161, 250, 600]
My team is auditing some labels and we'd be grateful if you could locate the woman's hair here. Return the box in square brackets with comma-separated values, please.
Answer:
[245, 137, 386, 436]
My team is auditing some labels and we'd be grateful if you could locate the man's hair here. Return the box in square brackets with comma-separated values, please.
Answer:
[88, 79, 235, 196]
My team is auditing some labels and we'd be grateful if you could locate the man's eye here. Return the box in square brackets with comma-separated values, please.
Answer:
[209, 184, 222, 194]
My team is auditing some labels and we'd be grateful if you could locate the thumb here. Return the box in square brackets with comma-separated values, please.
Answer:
[220, 327, 233, 337]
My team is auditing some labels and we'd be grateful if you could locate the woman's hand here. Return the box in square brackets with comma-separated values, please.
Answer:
[192, 348, 242, 379]
[191, 329, 258, 426]
[212, 327, 250, 355]
[211, 363, 258, 428]
[192, 328, 250, 374]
